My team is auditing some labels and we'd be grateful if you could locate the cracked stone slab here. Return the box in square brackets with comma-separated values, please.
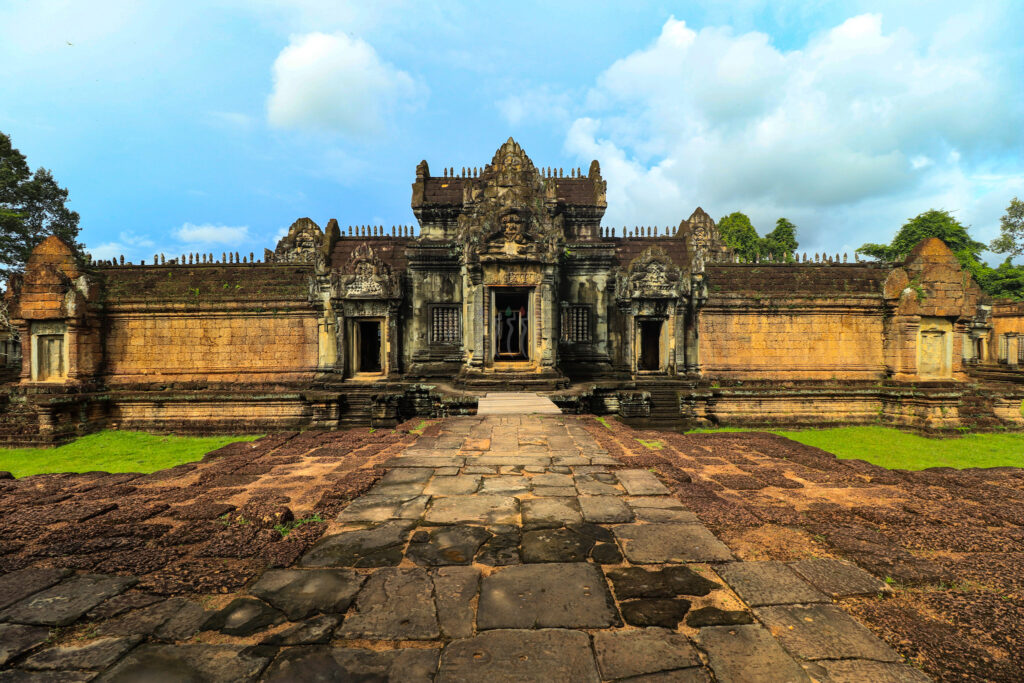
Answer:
[477, 563, 617, 629]
[521, 497, 583, 530]
[614, 524, 734, 563]
[697, 625, 810, 683]
[0, 574, 137, 627]
[424, 495, 519, 526]
[755, 604, 901, 662]
[94, 597, 206, 641]
[437, 629, 600, 682]
[0, 623, 50, 667]
[263, 646, 438, 682]
[260, 615, 340, 646]
[21, 636, 141, 671]
[716, 562, 828, 607]
[594, 628, 701, 680]
[202, 597, 284, 636]
[424, 475, 482, 496]
[433, 566, 480, 639]
[336, 568, 439, 640]
[336, 494, 429, 523]
[299, 520, 414, 568]
[0, 568, 71, 611]
[94, 644, 271, 682]
[788, 558, 891, 599]
[407, 526, 491, 565]
[579, 495, 634, 523]
[802, 659, 931, 683]
[249, 568, 365, 620]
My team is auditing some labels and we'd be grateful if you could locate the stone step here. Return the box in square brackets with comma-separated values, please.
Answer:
[477, 393, 562, 415]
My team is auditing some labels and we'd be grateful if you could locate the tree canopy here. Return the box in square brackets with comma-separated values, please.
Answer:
[0, 131, 81, 278]
[990, 197, 1024, 258]
[717, 212, 799, 261]
[858, 208, 1024, 300]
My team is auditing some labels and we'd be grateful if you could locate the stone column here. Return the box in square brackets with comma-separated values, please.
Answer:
[468, 271, 485, 368]
[540, 274, 556, 368]
[388, 303, 401, 376]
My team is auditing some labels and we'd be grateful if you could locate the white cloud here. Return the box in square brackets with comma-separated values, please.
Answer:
[535, 13, 1024, 256]
[174, 223, 250, 245]
[267, 31, 424, 136]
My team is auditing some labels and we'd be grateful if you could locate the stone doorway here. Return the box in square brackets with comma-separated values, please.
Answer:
[494, 290, 530, 362]
[356, 319, 383, 374]
[638, 319, 662, 372]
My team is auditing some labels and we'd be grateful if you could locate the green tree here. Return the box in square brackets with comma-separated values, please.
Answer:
[856, 209, 986, 268]
[762, 218, 799, 260]
[975, 257, 1024, 300]
[0, 131, 81, 277]
[990, 197, 1024, 258]
[717, 211, 762, 260]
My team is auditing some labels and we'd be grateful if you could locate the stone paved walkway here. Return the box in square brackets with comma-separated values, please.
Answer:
[0, 415, 931, 681]
[477, 392, 562, 415]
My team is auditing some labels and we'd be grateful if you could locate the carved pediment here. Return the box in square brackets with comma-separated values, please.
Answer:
[615, 247, 687, 301]
[270, 217, 323, 264]
[335, 244, 401, 299]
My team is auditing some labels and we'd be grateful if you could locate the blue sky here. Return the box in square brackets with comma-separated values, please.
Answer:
[1, 0, 1022, 264]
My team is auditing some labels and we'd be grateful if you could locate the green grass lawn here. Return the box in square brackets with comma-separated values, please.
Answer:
[0, 431, 262, 478]
[689, 425, 1024, 470]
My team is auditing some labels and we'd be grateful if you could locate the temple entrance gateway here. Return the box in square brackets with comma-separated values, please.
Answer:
[493, 289, 530, 362]
[639, 319, 663, 371]
[355, 319, 383, 374]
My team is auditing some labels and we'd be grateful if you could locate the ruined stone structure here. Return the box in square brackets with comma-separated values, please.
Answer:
[3, 139, 1023, 444]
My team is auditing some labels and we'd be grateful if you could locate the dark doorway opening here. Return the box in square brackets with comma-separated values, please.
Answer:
[358, 320, 382, 373]
[639, 320, 662, 371]
[494, 290, 530, 361]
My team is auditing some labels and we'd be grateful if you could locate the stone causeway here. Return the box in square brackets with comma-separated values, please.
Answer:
[0, 410, 930, 681]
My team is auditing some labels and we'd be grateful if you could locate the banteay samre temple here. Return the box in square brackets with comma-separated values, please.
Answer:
[3, 138, 1023, 445]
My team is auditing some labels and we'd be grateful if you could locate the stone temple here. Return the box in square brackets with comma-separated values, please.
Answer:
[3, 138, 1023, 444]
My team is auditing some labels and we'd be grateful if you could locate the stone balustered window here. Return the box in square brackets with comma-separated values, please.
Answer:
[430, 305, 461, 344]
[565, 305, 593, 343]
[998, 334, 1008, 363]
[1019, 338, 1024, 364]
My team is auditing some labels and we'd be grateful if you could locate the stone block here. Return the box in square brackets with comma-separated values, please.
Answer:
[716, 562, 828, 607]
[754, 604, 901, 662]
[477, 563, 617, 629]
[788, 558, 890, 599]
[437, 629, 599, 682]
[336, 568, 439, 640]
[613, 524, 733, 563]
[697, 625, 809, 683]
[593, 628, 701, 680]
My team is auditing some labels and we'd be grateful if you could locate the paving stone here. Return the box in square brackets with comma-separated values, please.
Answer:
[94, 644, 270, 682]
[260, 615, 340, 646]
[407, 526, 491, 565]
[626, 497, 687, 512]
[424, 475, 482, 496]
[522, 527, 595, 562]
[379, 468, 434, 484]
[336, 568, 439, 640]
[462, 438, 491, 450]
[386, 456, 465, 468]
[634, 507, 700, 523]
[789, 558, 891, 598]
[580, 495, 634, 523]
[530, 473, 574, 487]
[437, 629, 600, 682]
[21, 636, 141, 671]
[594, 628, 701, 680]
[479, 476, 531, 495]
[424, 495, 519, 526]
[575, 476, 621, 496]
[755, 604, 901, 662]
[531, 486, 579, 497]
[433, 566, 480, 639]
[607, 566, 720, 599]
[335, 494, 429, 523]
[0, 670, 93, 682]
[477, 563, 618, 629]
[299, 520, 414, 568]
[590, 455, 620, 466]
[368, 481, 427, 497]
[202, 597, 284, 636]
[0, 624, 50, 667]
[716, 562, 828, 607]
[85, 592, 162, 621]
[476, 456, 551, 467]
[434, 466, 462, 476]
[622, 668, 713, 682]
[697, 625, 809, 683]
[803, 659, 931, 683]
[616, 470, 671, 495]
[497, 465, 523, 474]
[0, 568, 71, 611]
[463, 465, 497, 474]
[591, 543, 624, 564]
[621, 599, 692, 627]
[521, 497, 583, 530]
[685, 606, 754, 627]
[552, 455, 592, 466]
[475, 529, 521, 566]
[249, 568, 365, 620]
[523, 465, 547, 473]
[95, 597, 205, 640]
[614, 524, 734, 563]
[569, 522, 615, 542]
[0, 574, 136, 627]
[152, 599, 208, 641]
[263, 646, 438, 682]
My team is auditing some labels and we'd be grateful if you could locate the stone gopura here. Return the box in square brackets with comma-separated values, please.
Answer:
[3, 138, 1023, 444]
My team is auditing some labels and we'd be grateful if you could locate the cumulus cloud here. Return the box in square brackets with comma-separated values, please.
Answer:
[174, 223, 250, 245]
[267, 31, 424, 136]
[533, 14, 1024, 254]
